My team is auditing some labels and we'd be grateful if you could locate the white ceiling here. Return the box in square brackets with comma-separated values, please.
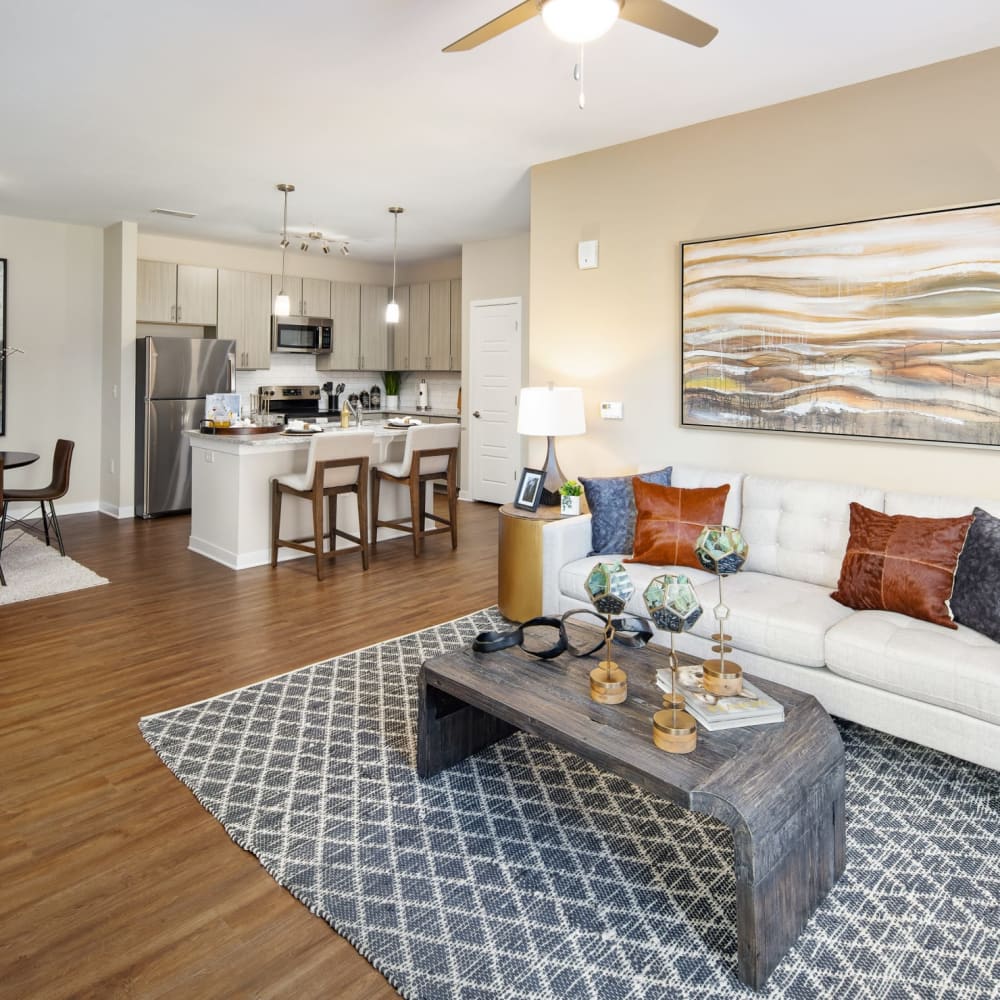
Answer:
[2, 1, 999, 263]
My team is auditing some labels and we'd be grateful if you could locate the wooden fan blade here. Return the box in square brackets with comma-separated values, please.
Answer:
[443, 1, 538, 52]
[620, 0, 718, 47]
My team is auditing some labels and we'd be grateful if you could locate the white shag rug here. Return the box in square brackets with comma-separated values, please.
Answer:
[0, 530, 108, 605]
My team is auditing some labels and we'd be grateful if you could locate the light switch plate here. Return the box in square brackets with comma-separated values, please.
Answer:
[578, 239, 599, 269]
[601, 401, 623, 419]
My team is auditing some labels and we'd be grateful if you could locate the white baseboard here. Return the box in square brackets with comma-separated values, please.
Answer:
[98, 502, 135, 519]
[4, 499, 100, 517]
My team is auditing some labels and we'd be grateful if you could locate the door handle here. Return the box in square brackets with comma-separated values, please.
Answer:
[473, 410, 481, 418]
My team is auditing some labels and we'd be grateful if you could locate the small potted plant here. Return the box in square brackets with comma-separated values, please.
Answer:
[383, 371, 401, 411]
[559, 480, 583, 516]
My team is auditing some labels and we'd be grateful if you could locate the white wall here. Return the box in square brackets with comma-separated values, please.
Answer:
[529, 49, 1000, 498]
[1, 213, 104, 509]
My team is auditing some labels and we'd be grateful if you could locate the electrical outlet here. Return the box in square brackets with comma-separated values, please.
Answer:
[204, 451, 214, 463]
[109, 458, 115, 475]
[578, 239, 599, 269]
[600, 401, 623, 419]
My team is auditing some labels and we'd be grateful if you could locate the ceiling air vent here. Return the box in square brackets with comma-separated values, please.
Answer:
[150, 208, 197, 219]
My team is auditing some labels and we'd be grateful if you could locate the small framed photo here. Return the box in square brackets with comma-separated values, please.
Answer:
[514, 467, 545, 511]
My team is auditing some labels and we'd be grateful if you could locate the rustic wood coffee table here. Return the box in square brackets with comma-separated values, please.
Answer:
[417, 626, 845, 990]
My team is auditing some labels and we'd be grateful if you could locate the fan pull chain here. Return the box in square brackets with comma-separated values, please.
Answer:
[574, 44, 586, 109]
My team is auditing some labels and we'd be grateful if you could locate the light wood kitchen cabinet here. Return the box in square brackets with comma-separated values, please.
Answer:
[389, 285, 410, 370]
[137, 260, 217, 325]
[270, 274, 303, 315]
[319, 281, 361, 372]
[301, 277, 331, 318]
[359, 285, 389, 371]
[428, 280, 451, 370]
[450, 278, 462, 372]
[404, 283, 430, 369]
[218, 270, 272, 369]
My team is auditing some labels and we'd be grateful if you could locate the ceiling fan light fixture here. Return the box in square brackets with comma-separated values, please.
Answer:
[540, 0, 621, 44]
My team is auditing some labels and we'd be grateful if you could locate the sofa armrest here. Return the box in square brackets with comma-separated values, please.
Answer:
[541, 514, 593, 615]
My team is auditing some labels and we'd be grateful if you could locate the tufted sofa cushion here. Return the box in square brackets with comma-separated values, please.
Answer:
[688, 571, 855, 667]
[825, 610, 1000, 726]
[740, 476, 884, 589]
[670, 465, 745, 527]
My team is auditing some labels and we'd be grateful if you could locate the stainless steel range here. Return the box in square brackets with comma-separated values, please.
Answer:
[258, 385, 321, 423]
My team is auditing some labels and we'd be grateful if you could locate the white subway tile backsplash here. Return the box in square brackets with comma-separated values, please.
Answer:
[233, 359, 460, 413]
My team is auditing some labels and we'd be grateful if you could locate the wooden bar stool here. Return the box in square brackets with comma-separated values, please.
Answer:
[271, 431, 375, 580]
[371, 423, 460, 557]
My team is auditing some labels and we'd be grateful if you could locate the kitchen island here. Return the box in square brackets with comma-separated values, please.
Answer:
[186, 426, 422, 570]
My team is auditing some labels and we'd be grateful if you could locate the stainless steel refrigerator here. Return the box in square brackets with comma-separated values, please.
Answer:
[135, 336, 236, 518]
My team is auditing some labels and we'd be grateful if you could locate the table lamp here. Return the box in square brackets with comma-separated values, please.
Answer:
[694, 525, 749, 697]
[517, 386, 586, 505]
[643, 574, 703, 753]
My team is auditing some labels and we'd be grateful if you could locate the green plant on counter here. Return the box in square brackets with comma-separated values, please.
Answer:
[383, 371, 401, 395]
[559, 480, 583, 497]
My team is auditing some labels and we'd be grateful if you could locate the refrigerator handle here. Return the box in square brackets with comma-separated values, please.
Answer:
[227, 352, 236, 391]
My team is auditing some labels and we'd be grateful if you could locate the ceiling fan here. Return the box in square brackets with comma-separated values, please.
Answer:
[443, 0, 718, 52]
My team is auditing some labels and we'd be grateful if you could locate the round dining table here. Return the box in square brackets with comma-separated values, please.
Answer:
[0, 450, 40, 470]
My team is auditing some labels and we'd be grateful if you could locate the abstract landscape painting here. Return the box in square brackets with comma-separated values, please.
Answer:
[682, 203, 1000, 446]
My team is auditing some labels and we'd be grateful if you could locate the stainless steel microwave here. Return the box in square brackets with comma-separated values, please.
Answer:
[270, 316, 333, 354]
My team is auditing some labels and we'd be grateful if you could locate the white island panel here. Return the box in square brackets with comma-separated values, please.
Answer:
[187, 427, 421, 570]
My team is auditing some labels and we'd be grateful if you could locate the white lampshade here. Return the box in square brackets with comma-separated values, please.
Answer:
[541, 0, 620, 44]
[385, 300, 400, 324]
[273, 292, 291, 317]
[517, 386, 586, 437]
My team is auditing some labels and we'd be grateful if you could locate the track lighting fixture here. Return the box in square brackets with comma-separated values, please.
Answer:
[322, 242, 330, 254]
[340, 243, 350, 256]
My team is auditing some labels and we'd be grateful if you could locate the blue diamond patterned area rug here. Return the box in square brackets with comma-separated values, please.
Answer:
[140, 608, 1000, 999]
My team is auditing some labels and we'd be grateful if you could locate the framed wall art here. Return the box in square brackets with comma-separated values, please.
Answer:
[681, 202, 1000, 447]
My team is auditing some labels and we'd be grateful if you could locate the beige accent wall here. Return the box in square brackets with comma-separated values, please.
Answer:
[100, 221, 137, 516]
[460, 233, 531, 495]
[529, 48, 1000, 497]
[0, 213, 104, 510]
[399, 256, 462, 283]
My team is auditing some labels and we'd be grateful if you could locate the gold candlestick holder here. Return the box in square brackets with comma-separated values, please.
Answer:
[585, 562, 634, 705]
[589, 616, 628, 704]
[652, 633, 697, 753]
[643, 573, 702, 755]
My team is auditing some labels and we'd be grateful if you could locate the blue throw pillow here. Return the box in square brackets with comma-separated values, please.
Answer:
[950, 506, 1000, 644]
[580, 467, 672, 555]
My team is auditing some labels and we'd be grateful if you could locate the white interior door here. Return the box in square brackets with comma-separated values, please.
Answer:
[469, 298, 522, 504]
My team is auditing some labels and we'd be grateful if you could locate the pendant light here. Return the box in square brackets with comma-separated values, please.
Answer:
[274, 183, 295, 317]
[385, 206, 404, 325]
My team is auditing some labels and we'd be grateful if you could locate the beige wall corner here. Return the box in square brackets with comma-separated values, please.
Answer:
[461, 233, 531, 494]
[528, 48, 1000, 496]
[101, 221, 138, 516]
[0, 213, 104, 509]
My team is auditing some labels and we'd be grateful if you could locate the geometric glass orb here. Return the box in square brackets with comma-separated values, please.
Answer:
[694, 524, 749, 577]
[643, 573, 703, 633]
[585, 561, 634, 615]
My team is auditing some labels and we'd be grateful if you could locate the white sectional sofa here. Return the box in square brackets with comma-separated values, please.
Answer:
[540, 464, 1000, 771]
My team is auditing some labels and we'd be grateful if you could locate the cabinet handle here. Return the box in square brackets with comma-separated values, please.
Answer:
[177, 305, 182, 322]
[170, 305, 175, 321]
[302, 300, 307, 315]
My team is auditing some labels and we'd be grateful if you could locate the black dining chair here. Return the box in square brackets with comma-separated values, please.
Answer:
[1, 439, 75, 557]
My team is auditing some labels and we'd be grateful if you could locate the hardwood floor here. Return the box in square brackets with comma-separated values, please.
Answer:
[0, 500, 501, 999]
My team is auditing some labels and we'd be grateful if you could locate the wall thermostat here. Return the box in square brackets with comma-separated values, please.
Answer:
[578, 239, 599, 270]
[600, 401, 623, 419]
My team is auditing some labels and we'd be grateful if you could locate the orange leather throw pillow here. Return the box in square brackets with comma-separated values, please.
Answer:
[831, 503, 973, 629]
[626, 479, 730, 568]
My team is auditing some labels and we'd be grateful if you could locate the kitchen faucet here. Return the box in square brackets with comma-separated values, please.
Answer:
[346, 399, 363, 426]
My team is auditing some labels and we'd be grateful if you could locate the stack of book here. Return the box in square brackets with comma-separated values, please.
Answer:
[656, 668, 785, 731]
